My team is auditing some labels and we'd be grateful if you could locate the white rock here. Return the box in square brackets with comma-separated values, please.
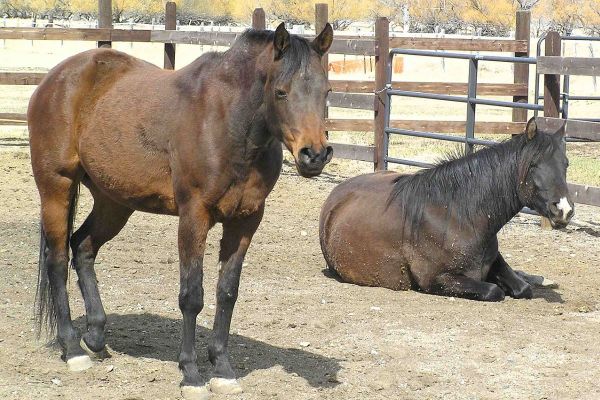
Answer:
[51, 378, 61, 386]
[299, 341, 311, 347]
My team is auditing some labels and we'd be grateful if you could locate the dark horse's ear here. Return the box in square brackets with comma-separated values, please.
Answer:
[553, 120, 567, 139]
[274, 23, 290, 61]
[525, 117, 537, 140]
[312, 23, 333, 56]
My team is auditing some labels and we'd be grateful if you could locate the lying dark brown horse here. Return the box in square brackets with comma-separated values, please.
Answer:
[320, 118, 573, 301]
[29, 23, 333, 398]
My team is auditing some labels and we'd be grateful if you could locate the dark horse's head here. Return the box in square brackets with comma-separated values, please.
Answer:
[263, 23, 334, 177]
[518, 118, 574, 228]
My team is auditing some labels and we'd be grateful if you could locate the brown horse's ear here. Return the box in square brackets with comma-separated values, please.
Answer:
[525, 117, 537, 140]
[312, 23, 333, 56]
[274, 22, 290, 60]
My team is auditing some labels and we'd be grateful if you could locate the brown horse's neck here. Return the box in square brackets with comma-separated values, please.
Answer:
[176, 41, 278, 173]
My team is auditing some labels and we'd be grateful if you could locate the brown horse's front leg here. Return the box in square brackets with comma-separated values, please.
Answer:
[208, 205, 264, 395]
[177, 201, 214, 399]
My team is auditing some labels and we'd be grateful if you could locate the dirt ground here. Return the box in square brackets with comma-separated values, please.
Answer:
[0, 145, 599, 400]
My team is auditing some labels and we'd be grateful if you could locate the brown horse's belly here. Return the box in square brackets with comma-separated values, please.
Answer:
[77, 69, 178, 215]
[320, 172, 412, 291]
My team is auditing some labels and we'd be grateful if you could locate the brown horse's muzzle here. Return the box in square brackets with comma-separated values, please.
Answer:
[295, 144, 333, 178]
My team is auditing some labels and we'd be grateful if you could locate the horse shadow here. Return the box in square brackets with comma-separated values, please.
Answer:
[74, 313, 341, 388]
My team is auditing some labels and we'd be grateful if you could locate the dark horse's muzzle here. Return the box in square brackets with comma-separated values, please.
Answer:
[296, 145, 333, 177]
[547, 197, 574, 228]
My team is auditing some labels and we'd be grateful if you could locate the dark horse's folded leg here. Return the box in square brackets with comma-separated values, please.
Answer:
[177, 201, 214, 399]
[486, 253, 533, 299]
[70, 187, 133, 354]
[208, 205, 264, 394]
[430, 273, 506, 301]
[514, 270, 558, 288]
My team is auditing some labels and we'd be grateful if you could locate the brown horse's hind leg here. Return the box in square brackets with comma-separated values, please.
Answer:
[70, 183, 133, 355]
[36, 174, 92, 371]
[208, 205, 264, 394]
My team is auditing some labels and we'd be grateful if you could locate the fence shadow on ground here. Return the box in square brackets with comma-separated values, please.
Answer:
[74, 313, 341, 388]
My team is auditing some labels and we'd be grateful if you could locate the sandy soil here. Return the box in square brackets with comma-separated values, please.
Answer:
[0, 146, 599, 400]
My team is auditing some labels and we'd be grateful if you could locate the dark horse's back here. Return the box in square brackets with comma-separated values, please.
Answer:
[319, 171, 414, 290]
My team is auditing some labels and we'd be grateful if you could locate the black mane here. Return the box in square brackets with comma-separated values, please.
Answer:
[232, 29, 313, 80]
[388, 132, 559, 240]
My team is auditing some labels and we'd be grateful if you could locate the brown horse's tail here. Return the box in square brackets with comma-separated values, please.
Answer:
[34, 186, 80, 337]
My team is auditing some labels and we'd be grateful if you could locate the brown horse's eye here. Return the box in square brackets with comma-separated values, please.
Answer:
[275, 89, 287, 99]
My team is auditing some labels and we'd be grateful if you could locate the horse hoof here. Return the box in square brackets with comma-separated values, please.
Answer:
[66, 355, 93, 372]
[80, 338, 110, 359]
[209, 378, 243, 394]
[181, 385, 211, 400]
[540, 278, 558, 288]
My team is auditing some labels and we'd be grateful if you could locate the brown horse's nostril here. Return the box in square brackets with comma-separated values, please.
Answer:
[324, 146, 333, 163]
[299, 147, 317, 164]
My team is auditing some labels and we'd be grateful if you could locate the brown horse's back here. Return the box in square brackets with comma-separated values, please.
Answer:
[319, 171, 413, 290]
[29, 49, 179, 214]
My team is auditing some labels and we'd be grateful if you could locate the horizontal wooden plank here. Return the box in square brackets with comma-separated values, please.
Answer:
[0, 72, 46, 85]
[329, 38, 375, 56]
[536, 117, 600, 141]
[330, 142, 374, 162]
[300, 34, 375, 56]
[326, 118, 373, 131]
[569, 183, 600, 207]
[538, 56, 600, 77]
[330, 80, 528, 96]
[389, 37, 528, 52]
[110, 29, 152, 42]
[0, 120, 27, 126]
[326, 118, 525, 134]
[328, 92, 374, 110]
[0, 27, 109, 40]
[391, 120, 525, 134]
[150, 30, 240, 46]
[0, 112, 27, 121]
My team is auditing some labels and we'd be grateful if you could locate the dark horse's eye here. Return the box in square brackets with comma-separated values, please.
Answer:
[275, 89, 287, 99]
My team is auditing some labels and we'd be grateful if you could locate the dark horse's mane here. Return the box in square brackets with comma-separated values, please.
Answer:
[388, 131, 559, 240]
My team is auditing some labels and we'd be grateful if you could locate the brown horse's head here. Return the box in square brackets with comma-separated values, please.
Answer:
[264, 23, 333, 178]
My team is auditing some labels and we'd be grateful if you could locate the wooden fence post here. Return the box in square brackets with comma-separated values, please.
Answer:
[374, 17, 389, 171]
[252, 8, 265, 30]
[512, 10, 530, 126]
[97, 0, 112, 48]
[541, 30, 562, 229]
[164, 1, 176, 70]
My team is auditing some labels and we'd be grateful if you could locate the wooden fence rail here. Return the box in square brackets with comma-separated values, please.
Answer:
[0, 6, 531, 157]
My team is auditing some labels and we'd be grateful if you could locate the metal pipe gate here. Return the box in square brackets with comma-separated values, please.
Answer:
[381, 49, 539, 170]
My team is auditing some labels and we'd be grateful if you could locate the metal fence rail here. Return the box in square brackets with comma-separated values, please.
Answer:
[382, 48, 540, 169]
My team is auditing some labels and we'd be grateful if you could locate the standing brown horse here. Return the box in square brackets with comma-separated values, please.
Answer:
[320, 118, 573, 301]
[29, 23, 333, 398]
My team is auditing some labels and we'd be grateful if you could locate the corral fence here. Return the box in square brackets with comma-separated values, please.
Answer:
[1, 3, 597, 207]
[380, 29, 600, 208]
[0, 3, 532, 163]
